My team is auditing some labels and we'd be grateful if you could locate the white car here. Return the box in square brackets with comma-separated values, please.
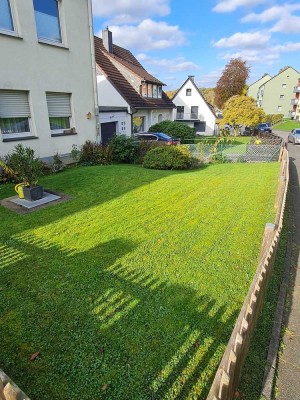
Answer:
[288, 129, 300, 145]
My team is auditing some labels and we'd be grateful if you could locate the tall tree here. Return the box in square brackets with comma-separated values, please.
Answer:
[221, 95, 265, 136]
[215, 58, 250, 109]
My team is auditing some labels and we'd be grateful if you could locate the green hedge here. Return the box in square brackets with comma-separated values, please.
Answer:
[148, 120, 196, 141]
[143, 145, 194, 170]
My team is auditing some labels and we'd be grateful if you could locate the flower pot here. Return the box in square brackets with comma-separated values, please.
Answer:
[23, 185, 44, 201]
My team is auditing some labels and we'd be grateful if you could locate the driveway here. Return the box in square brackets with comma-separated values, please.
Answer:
[274, 129, 300, 400]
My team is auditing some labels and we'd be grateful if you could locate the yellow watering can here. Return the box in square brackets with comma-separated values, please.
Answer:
[15, 183, 25, 199]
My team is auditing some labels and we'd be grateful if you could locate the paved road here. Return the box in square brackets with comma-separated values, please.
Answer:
[274, 130, 300, 400]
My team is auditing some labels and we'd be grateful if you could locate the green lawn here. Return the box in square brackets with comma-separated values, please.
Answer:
[0, 163, 279, 400]
[274, 119, 300, 131]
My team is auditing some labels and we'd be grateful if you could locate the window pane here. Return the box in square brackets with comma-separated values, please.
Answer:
[147, 84, 152, 98]
[0, 117, 30, 134]
[49, 117, 70, 130]
[33, 0, 61, 42]
[158, 86, 162, 98]
[153, 85, 157, 98]
[0, 0, 14, 31]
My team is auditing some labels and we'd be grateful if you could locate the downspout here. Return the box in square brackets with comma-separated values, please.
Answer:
[87, 0, 100, 142]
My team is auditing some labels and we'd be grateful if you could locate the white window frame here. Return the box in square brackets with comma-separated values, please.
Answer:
[0, 0, 18, 37]
[282, 83, 287, 89]
[186, 88, 192, 96]
[46, 92, 72, 135]
[0, 90, 33, 140]
[277, 105, 282, 112]
[34, 0, 64, 46]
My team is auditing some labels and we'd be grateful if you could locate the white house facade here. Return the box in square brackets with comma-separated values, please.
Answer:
[172, 76, 216, 136]
[0, 0, 98, 160]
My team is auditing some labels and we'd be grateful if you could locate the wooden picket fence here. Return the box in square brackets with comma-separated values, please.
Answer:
[207, 147, 289, 400]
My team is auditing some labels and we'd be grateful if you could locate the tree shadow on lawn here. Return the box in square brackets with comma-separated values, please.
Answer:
[0, 164, 210, 237]
[0, 233, 237, 400]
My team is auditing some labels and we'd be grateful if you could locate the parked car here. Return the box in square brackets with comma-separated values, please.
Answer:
[255, 123, 272, 134]
[288, 129, 300, 145]
[244, 126, 254, 135]
[134, 132, 180, 145]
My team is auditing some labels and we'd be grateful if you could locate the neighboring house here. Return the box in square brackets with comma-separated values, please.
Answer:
[0, 0, 98, 160]
[289, 77, 300, 120]
[172, 76, 217, 135]
[247, 73, 271, 100]
[94, 28, 175, 144]
[248, 67, 300, 118]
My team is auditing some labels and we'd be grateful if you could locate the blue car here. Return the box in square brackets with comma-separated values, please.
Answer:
[134, 132, 180, 145]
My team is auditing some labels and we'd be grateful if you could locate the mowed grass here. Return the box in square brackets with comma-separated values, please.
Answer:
[274, 119, 300, 131]
[0, 163, 279, 400]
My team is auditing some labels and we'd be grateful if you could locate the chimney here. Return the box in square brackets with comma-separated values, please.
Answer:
[188, 75, 195, 82]
[102, 27, 113, 54]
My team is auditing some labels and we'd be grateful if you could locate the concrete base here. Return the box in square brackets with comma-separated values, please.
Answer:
[10, 192, 61, 209]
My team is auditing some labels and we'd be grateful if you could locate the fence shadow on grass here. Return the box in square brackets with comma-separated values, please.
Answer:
[0, 232, 238, 400]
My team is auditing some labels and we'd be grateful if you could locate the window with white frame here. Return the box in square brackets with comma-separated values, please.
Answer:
[0, 0, 14, 32]
[46, 92, 72, 134]
[0, 90, 32, 139]
[33, 0, 62, 43]
[280, 95, 284, 99]
[277, 105, 282, 111]
[282, 83, 287, 89]
[186, 88, 192, 96]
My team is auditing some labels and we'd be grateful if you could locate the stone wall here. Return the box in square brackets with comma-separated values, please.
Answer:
[0, 370, 30, 400]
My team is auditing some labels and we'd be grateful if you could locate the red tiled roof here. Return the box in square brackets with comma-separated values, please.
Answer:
[94, 36, 175, 110]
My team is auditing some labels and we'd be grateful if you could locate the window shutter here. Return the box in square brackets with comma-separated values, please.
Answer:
[46, 93, 71, 117]
[0, 90, 30, 117]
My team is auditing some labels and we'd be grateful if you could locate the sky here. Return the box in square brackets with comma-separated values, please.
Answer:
[92, 0, 300, 90]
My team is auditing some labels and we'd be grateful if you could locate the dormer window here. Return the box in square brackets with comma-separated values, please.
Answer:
[186, 88, 192, 96]
[140, 82, 163, 98]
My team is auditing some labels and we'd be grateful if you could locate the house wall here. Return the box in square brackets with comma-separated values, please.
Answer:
[99, 111, 131, 136]
[258, 67, 300, 117]
[0, 0, 98, 159]
[97, 73, 130, 108]
[172, 79, 216, 135]
[133, 109, 173, 133]
[247, 74, 271, 100]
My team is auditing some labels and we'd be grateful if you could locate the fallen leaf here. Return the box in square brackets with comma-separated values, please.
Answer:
[101, 384, 108, 391]
[30, 352, 40, 361]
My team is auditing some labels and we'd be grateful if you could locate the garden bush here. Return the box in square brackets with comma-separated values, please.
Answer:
[143, 145, 194, 170]
[109, 134, 136, 163]
[135, 141, 162, 164]
[79, 141, 112, 166]
[264, 114, 284, 125]
[148, 120, 196, 141]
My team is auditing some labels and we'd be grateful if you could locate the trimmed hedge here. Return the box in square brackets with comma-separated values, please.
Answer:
[109, 134, 136, 163]
[143, 145, 194, 170]
[148, 120, 196, 141]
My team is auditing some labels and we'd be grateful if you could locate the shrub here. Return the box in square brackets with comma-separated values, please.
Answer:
[109, 134, 136, 163]
[7, 144, 43, 187]
[143, 145, 194, 170]
[148, 120, 196, 141]
[135, 141, 162, 164]
[51, 153, 65, 173]
[264, 114, 284, 125]
[79, 141, 112, 166]
[209, 153, 229, 164]
[71, 144, 81, 164]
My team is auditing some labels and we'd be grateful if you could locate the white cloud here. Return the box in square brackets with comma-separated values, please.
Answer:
[241, 4, 300, 23]
[213, 0, 267, 13]
[197, 69, 223, 87]
[221, 50, 280, 64]
[96, 19, 187, 51]
[136, 53, 200, 73]
[271, 15, 300, 33]
[92, 0, 170, 24]
[213, 31, 270, 49]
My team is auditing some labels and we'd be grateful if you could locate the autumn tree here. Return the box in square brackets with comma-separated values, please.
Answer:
[215, 58, 250, 109]
[221, 95, 265, 136]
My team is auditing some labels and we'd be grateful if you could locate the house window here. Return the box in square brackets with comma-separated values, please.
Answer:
[277, 105, 282, 111]
[176, 106, 184, 119]
[46, 92, 72, 134]
[141, 83, 147, 97]
[33, 0, 62, 43]
[191, 106, 198, 119]
[158, 86, 162, 98]
[158, 114, 163, 123]
[0, 0, 14, 32]
[153, 85, 158, 98]
[147, 84, 153, 98]
[133, 116, 145, 133]
[280, 95, 284, 99]
[282, 83, 287, 89]
[186, 88, 192, 96]
[0, 90, 32, 139]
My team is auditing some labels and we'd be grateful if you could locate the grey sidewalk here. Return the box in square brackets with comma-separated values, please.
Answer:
[275, 131, 300, 400]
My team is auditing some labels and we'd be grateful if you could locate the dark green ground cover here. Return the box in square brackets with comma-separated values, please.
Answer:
[0, 163, 279, 399]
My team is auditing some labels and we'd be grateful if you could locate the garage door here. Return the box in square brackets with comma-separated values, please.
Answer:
[194, 122, 206, 133]
[101, 122, 116, 146]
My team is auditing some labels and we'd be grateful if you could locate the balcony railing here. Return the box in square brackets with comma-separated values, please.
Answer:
[291, 99, 299, 105]
[175, 112, 202, 121]
[293, 86, 300, 93]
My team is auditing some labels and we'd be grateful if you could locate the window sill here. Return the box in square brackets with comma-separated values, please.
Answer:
[0, 30, 22, 39]
[51, 132, 77, 137]
[38, 39, 69, 50]
[2, 136, 38, 142]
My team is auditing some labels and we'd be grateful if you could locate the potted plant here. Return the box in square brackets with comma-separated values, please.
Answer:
[8, 145, 44, 201]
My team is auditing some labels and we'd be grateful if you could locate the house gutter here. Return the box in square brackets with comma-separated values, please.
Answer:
[87, 0, 100, 142]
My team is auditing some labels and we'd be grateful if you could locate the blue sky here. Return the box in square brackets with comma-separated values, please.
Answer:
[92, 0, 300, 90]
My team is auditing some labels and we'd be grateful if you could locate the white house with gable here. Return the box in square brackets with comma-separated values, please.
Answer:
[172, 76, 217, 136]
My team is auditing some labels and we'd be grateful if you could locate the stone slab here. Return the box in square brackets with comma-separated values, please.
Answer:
[10, 192, 61, 209]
